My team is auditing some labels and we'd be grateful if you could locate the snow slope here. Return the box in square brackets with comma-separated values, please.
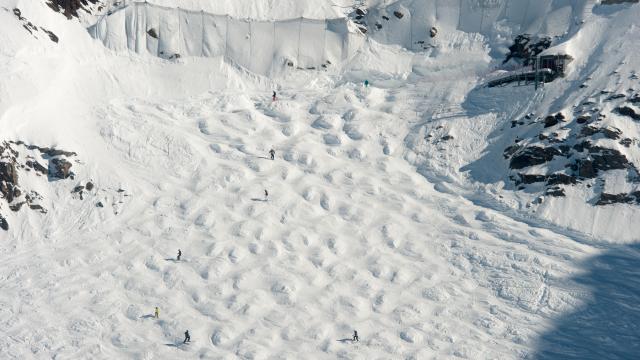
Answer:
[1, 0, 639, 359]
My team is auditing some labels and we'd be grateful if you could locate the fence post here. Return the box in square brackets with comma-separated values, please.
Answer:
[321, 21, 327, 71]
[249, 21, 253, 72]
[297, 18, 302, 67]
[201, 10, 204, 56]
[409, 11, 412, 50]
[225, 15, 229, 59]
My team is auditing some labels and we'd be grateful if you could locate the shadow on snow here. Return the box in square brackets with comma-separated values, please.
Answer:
[534, 244, 640, 359]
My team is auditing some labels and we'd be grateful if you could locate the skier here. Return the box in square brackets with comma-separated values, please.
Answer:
[264, 189, 269, 201]
[364, 80, 369, 87]
[154, 307, 159, 319]
[177, 249, 182, 261]
[269, 149, 275, 160]
[272, 91, 277, 101]
[183, 330, 191, 344]
[352, 330, 359, 342]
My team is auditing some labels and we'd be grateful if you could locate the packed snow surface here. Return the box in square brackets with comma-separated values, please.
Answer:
[1, 0, 640, 359]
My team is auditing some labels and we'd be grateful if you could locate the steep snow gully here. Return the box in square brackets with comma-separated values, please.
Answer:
[1, 0, 640, 359]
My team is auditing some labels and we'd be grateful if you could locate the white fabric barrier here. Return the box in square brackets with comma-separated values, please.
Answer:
[90, 2, 363, 76]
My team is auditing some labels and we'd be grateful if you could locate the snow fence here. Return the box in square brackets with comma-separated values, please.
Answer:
[366, 0, 590, 51]
[89, 2, 365, 76]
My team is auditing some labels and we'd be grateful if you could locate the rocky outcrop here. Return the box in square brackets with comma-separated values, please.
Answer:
[46, 0, 100, 19]
[504, 90, 640, 207]
[601, 0, 639, 4]
[0, 214, 7, 230]
[509, 146, 561, 169]
[6, 8, 59, 43]
[50, 158, 74, 179]
[0, 141, 81, 230]
[503, 34, 552, 65]
[596, 192, 640, 206]
[615, 106, 640, 120]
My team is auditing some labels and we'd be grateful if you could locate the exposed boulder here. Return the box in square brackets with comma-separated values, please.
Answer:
[545, 186, 566, 197]
[0, 214, 7, 230]
[49, 158, 74, 179]
[517, 174, 546, 184]
[25, 159, 48, 175]
[576, 114, 591, 124]
[615, 106, 640, 120]
[596, 193, 635, 205]
[601, 0, 639, 4]
[619, 138, 633, 147]
[47, 0, 99, 19]
[0, 162, 18, 203]
[0, 162, 18, 185]
[544, 115, 558, 128]
[602, 126, 622, 139]
[509, 146, 561, 169]
[546, 173, 577, 185]
[574, 159, 597, 178]
[393, 11, 404, 19]
[147, 28, 158, 39]
[588, 146, 631, 171]
[503, 144, 522, 159]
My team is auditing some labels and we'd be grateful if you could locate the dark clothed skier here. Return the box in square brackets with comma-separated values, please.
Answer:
[269, 149, 275, 160]
[183, 330, 191, 343]
[154, 307, 159, 318]
[177, 249, 182, 261]
[264, 189, 269, 200]
[353, 330, 359, 342]
[272, 91, 277, 101]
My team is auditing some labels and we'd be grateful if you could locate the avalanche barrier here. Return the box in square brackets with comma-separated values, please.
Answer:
[89, 1, 366, 76]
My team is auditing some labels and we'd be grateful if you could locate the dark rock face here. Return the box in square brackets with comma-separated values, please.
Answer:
[544, 115, 559, 128]
[503, 144, 522, 159]
[0, 162, 19, 203]
[25, 160, 48, 175]
[615, 106, 640, 120]
[393, 11, 404, 19]
[7, 7, 59, 43]
[547, 173, 577, 185]
[0, 214, 7, 230]
[0, 162, 18, 186]
[601, 0, 640, 4]
[574, 159, 597, 178]
[545, 187, 566, 197]
[510, 146, 561, 169]
[47, 0, 99, 19]
[602, 126, 622, 140]
[50, 158, 74, 180]
[0, 141, 80, 230]
[518, 174, 546, 184]
[85, 182, 94, 191]
[576, 114, 591, 124]
[504, 92, 640, 208]
[620, 138, 633, 147]
[147, 28, 158, 39]
[588, 147, 631, 171]
[596, 192, 640, 206]
[503, 34, 552, 65]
